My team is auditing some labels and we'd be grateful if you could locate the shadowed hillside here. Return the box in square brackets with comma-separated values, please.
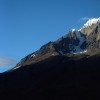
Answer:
[0, 54, 100, 100]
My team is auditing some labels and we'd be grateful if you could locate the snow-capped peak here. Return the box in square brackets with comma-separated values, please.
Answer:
[83, 18, 100, 28]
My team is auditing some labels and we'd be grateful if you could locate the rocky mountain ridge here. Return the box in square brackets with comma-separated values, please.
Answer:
[13, 17, 100, 68]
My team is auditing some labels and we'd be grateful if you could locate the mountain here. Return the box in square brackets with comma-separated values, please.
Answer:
[0, 18, 100, 100]
[13, 17, 100, 68]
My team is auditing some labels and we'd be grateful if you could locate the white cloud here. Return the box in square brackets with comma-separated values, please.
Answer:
[81, 17, 90, 21]
[79, 17, 92, 22]
[0, 56, 17, 72]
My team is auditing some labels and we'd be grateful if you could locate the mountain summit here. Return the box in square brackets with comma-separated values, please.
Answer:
[13, 17, 100, 68]
[81, 17, 100, 28]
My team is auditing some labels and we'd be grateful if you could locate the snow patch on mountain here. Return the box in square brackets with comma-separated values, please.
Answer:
[80, 18, 100, 30]
[73, 50, 87, 54]
[71, 29, 76, 32]
[77, 31, 85, 46]
[84, 18, 100, 26]
[70, 30, 86, 53]
[31, 54, 36, 58]
[12, 65, 21, 70]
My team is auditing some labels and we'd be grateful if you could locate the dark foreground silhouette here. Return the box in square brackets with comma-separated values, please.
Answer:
[0, 55, 100, 100]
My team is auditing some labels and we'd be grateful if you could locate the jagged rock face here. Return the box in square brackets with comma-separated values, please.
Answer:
[14, 18, 100, 68]
[80, 19, 100, 50]
[54, 30, 86, 53]
[15, 30, 86, 67]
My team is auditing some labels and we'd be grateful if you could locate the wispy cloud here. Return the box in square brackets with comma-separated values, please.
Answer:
[0, 56, 17, 67]
[81, 17, 90, 21]
[79, 17, 92, 22]
[0, 56, 17, 72]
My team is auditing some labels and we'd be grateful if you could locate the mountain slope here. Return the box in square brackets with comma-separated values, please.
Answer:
[13, 17, 100, 68]
[1, 54, 100, 100]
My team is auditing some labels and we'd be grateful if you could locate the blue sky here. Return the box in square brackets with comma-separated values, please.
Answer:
[0, 0, 100, 72]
